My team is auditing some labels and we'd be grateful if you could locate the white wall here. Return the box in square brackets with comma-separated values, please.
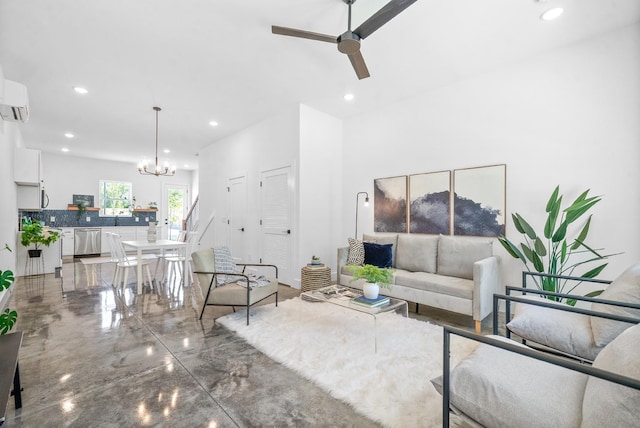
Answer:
[0, 120, 21, 308]
[299, 105, 343, 278]
[342, 24, 640, 288]
[198, 106, 300, 270]
[42, 151, 193, 213]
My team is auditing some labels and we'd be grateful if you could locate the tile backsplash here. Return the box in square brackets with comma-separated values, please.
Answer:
[20, 209, 157, 228]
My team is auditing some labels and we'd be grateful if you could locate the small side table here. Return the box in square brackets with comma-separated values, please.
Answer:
[301, 265, 331, 292]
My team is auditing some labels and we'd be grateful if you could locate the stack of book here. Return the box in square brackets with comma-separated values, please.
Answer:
[351, 295, 390, 308]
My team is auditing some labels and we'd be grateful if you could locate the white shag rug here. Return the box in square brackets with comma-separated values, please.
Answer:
[217, 297, 478, 428]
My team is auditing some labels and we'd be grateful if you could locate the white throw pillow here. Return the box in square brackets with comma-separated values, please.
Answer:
[439, 337, 587, 427]
[506, 294, 601, 361]
[590, 262, 640, 347]
[347, 238, 365, 266]
[581, 323, 640, 428]
[213, 246, 241, 285]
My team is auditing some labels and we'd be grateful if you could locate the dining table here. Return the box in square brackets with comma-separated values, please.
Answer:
[121, 239, 188, 295]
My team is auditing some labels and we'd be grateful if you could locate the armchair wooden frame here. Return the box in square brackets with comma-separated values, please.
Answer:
[195, 263, 279, 325]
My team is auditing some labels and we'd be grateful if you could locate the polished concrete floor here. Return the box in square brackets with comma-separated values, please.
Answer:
[3, 259, 492, 427]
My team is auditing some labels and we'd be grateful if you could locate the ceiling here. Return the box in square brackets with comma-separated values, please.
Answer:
[1, 0, 638, 171]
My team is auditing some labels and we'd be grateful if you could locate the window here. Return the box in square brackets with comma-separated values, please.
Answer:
[99, 180, 132, 216]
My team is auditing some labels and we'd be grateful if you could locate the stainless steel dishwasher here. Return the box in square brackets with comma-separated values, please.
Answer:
[74, 228, 101, 258]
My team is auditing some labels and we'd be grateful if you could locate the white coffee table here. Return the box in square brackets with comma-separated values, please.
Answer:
[300, 285, 408, 352]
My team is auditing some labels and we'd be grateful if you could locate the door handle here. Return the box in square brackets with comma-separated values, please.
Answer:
[238, 227, 245, 232]
[286, 229, 291, 234]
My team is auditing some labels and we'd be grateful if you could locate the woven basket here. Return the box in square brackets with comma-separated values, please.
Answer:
[301, 266, 331, 292]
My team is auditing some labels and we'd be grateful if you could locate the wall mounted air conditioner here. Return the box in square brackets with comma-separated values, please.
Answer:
[0, 78, 30, 123]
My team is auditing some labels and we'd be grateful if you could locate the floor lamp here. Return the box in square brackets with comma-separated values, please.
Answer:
[355, 191, 369, 239]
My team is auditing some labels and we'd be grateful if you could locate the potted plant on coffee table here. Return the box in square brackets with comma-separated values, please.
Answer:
[348, 264, 394, 299]
[20, 220, 60, 258]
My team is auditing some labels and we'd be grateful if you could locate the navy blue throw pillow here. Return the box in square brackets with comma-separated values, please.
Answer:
[363, 242, 393, 268]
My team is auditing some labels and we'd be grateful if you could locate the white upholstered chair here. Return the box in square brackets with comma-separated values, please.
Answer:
[192, 247, 278, 325]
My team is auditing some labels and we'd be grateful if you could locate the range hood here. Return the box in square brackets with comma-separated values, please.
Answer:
[0, 65, 29, 123]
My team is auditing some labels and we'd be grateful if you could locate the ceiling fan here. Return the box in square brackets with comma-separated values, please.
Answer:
[272, 0, 417, 80]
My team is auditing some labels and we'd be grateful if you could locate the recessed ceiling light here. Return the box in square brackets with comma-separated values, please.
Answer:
[541, 7, 563, 21]
[163, 149, 170, 154]
[64, 132, 74, 138]
[184, 164, 189, 168]
[209, 121, 219, 127]
[73, 86, 88, 94]
[344, 93, 355, 101]
[61, 148, 69, 152]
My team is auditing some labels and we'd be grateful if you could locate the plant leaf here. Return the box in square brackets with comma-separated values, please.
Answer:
[498, 237, 525, 260]
[534, 237, 547, 257]
[515, 214, 537, 240]
[521, 244, 544, 272]
[511, 213, 526, 234]
[571, 216, 592, 250]
[544, 196, 562, 239]
[581, 263, 608, 278]
[551, 220, 567, 242]
[560, 241, 567, 263]
[545, 185, 560, 213]
[585, 290, 604, 298]
[0, 308, 18, 334]
[564, 197, 601, 224]
[0, 270, 14, 291]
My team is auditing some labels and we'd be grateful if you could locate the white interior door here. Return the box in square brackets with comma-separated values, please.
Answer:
[260, 166, 293, 286]
[162, 184, 188, 240]
[228, 176, 247, 262]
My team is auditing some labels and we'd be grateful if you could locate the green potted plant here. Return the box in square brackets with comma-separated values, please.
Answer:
[498, 185, 619, 304]
[0, 244, 17, 334]
[20, 220, 60, 258]
[348, 264, 394, 299]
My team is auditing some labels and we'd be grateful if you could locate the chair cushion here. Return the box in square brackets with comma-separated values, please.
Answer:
[210, 279, 279, 306]
[582, 323, 640, 428]
[213, 246, 241, 285]
[437, 235, 492, 280]
[363, 242, 393, 268]
[435, 336, 587, 427]
[347, 238, 365, 265]
[395, 234, 438, 273]
[590, 262, 640, 347]
[507, 294, 601, 361]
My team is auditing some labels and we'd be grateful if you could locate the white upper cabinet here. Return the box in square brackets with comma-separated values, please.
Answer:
[14, 147, 41, 186]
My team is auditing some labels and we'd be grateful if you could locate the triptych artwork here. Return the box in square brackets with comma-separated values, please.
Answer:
[373, 164, 506, 237]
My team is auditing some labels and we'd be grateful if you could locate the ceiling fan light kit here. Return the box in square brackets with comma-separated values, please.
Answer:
[272, 0, 417, 80]
[138, 106, 176, 177]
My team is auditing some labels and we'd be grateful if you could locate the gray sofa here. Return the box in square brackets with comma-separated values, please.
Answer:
[337, 233, 500, 332]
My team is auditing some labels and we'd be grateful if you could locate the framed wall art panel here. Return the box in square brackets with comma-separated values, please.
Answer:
[408, 171, 451, 234]
[374, 175, 407, 233]
[453, 164, 506, 237]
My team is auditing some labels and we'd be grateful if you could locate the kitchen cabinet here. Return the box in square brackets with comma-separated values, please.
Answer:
[14, 148, 41, 185]
[61, 228, 75, 257]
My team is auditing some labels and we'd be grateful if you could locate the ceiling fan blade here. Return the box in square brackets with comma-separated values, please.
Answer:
[353, 0, 417, 40]
[271, 25, 338, 44]
[347, 51, 370, 80]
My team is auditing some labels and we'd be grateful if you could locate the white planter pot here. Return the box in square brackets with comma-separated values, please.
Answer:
[363, 282, 380, 299]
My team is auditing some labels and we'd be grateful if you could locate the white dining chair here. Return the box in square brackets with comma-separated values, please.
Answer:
[108, 232, 154, 293]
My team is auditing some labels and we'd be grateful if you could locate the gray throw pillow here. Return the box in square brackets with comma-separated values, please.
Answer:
[437, 235, 492, 280]
[590, 262, 640, 347]
[395, 234, 438, 273]
[581, 323, 640, 428]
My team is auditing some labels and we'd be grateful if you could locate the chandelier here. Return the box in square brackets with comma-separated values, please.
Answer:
[137, 106, 176, 176]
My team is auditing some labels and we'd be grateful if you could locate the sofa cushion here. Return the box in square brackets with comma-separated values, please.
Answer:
[395, 234, 438, 273]
[363, 242, 393, 268]
[347, 238, 365, 265]
[590, 262, 640, 347]
[394, 270, 472, 299]
[582, 323, 640, 428]
[436, 336, 587, 428]
[507, 294, 601, 361]
[363, 233, 398, 267]
[437, 235, 492, 280]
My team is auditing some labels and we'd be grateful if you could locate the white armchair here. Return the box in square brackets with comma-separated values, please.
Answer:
[436, 323, 640, 427]
[493, 264, 640, 362]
